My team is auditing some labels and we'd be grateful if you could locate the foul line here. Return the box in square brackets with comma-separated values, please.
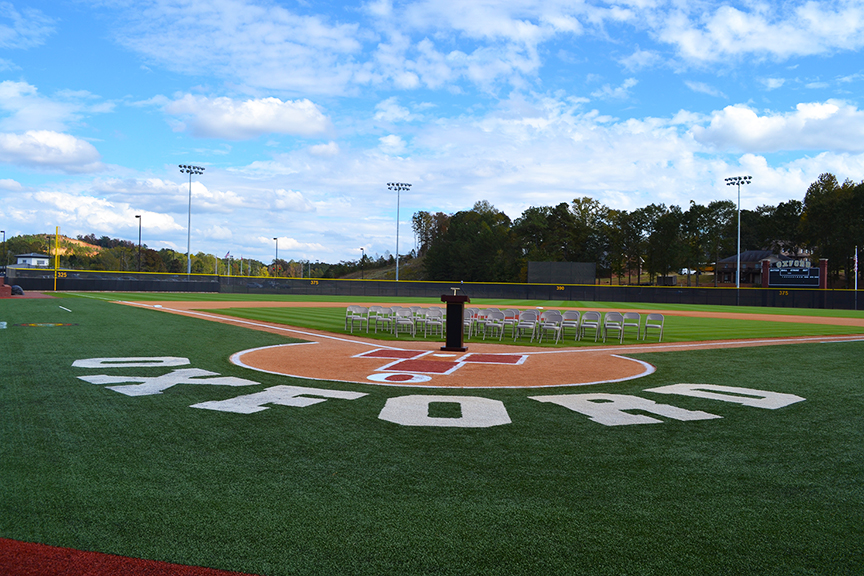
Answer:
[524, 334, 864, 355]
[119, 301, 408, 349]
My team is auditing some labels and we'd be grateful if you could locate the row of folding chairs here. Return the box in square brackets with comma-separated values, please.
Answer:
[463, 308, 522, 341]
[345, 305, 446, 338]
[347, 306, 665, 344]
[462, 308, 665, 344]
[563, 311, 665, 343]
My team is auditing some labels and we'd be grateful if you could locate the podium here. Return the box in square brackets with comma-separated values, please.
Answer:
[441, 293, 470, 351]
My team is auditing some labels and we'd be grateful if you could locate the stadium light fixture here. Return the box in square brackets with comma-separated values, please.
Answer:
[135, 215, 141, 272]
[725, 175, 752, 305]
[387, 182, 411, 281]
[179, 164, 205, 275]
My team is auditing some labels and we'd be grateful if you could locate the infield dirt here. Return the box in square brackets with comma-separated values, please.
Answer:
[121, 300, 864, 388]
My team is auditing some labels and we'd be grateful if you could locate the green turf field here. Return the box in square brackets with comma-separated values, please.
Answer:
[63, 290, 864, 318]
[2, 294, 863, 575]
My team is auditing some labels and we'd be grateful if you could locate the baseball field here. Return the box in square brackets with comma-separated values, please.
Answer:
[2, 292, 863, 575]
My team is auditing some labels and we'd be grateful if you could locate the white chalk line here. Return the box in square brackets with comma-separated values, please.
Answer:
[119, 301, 407, 349]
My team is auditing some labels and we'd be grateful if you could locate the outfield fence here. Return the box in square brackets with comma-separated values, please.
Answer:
[5, 267, 863, 310]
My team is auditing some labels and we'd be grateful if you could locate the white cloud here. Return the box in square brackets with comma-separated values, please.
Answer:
[309, 141, 340, 156]
[591, 78, 638, 100]
[272, 189, 315, 212]
[658, 2, 864, 63]
[0, 130, 103, 172]
[164, 95, 332, 140]
[113, 0, 363, 95]
[619, 48, 663, 71]
[691, 100, 864, 153]
[0, 2, 54, 49]
[262, 235, 327, 253]
[761, 78, 786, 90]
[27, 190, 180, 233]
[0, 80, 110, 132]
[839, 72, 864, 83]
[379, 134, 407, 154]
[0, 177, 22, 190]
[374, 97, 415, 122]
[187, 182, 247, 213]
[685, 81, 726, 98]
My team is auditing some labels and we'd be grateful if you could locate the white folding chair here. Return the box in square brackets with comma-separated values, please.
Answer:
[643, 313, 665, 342]
[469, 309, 487, 338]
[602, 311, 624, 343]
[424, 308, 444, 338]
[373, 307, 395, 333]
[366, 306, 385, 333]
[412, 307, 429, 333]
[481, 310, 506, 341]
[344, 305, 356, 330]
[463, 309, 475, 339]
[502, 309, 520, 338]
[622, 312, 641, 341]
[346, 306, 369, 333]
[578, 311, 601, 342]
[537, 310, 563, 343]
[394, 308, 416, 338]
[513, 310, 538, 341]
[560, 310, 581, 341]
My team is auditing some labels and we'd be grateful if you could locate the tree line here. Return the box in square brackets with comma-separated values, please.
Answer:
[0, 233, 406, 279]
[413, 173, 864, 287]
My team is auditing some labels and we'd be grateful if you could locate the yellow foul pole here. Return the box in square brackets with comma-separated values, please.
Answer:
[54, 226, 59, 291]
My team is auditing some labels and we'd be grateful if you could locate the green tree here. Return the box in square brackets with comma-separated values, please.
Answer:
[701, 200, 736, 286]
[570, 197, 610, 265]
[512, 203, 579, 262]
[802, 173, 864, 286]
[644, 204, 684, 281]
[424, 201, 518, 281]
[412, 210, 451, 256]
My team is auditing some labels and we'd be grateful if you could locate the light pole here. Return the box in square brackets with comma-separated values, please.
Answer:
[1, 230, 5, 269]
[179, 164, 205, 274]
[387, 182, 411, 281]
[273, 237, 279, 276]
[725, 175, 752, 305]
[360, 247, 365, 279]
[135, 215, 141, 272]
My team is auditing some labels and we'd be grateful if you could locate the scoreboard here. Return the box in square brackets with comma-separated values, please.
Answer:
[768, 267, 820, 287]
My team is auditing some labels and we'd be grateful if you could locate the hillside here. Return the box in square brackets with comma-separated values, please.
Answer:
[339, 255, 426, 281]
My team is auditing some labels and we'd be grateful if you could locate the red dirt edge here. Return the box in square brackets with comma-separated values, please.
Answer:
[0, 538, 259, 576]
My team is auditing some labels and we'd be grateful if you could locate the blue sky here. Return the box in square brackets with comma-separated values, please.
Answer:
[2, 0, 864, 264]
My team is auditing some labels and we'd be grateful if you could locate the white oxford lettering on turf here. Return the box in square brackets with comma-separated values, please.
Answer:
[191, 385, 366, 414]
[72, 356, 191, 368]
[378, 395, 512, 428]
[644, 384, 806, 409]
[529, 393, 722, 426]
[78, 368, 260, 397]
[73, 357, 806, 428]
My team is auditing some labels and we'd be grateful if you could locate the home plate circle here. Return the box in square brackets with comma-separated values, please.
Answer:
[230, 338, 655, 389]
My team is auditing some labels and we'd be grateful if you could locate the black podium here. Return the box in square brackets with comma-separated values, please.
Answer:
[441, 294, 470, 351]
